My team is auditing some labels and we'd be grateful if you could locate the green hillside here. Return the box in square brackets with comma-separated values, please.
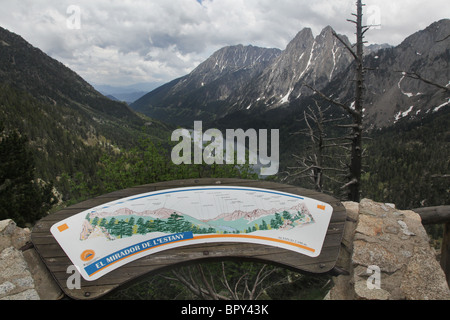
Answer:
[362, 106, 450, 210]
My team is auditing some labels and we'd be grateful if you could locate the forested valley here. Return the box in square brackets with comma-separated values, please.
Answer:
[1, 10, 448, 299]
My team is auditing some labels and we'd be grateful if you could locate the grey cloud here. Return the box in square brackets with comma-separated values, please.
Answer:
[0, 0, 448, 87]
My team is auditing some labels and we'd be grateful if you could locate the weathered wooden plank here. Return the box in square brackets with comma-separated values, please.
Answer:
[48, 242, 343, 299]
[413, 206, 450, 225]
[31, 178, 346, 300]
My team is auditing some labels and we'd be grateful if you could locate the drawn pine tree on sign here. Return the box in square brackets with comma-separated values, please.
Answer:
[82, 203, 315, 241]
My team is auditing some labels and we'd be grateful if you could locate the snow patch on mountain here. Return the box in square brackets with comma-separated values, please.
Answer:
[280, 88, 293, 104]
[395, 105, 414, 122]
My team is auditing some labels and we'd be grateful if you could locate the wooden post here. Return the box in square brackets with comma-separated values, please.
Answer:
[442, 222, 450, 284]
[414, 206, 450, 225]
[412, 206, 450, 285]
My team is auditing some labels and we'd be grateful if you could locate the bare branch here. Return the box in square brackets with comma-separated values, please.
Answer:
[431, 174, 450, 179]
[332, 31, 358, 60]
[341, 178, 358, 190]
[252, 266, 278, 300]
[323, 117, 347, 123]
[221, 262, 238, 300]
[337, 123, 361, 129]
[234, 272, 248, 299]
[396, 71, 450, 92]
[302, 82, 358, 116]
[197, 265, 218, 300]
[323, 174, 346, 185]
[169, 266, 231, 300]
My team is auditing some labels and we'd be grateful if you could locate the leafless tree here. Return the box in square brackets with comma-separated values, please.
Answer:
[160, 262, 295, 300]
[287, 100, 349, 193]
[303, 0, 368, 202]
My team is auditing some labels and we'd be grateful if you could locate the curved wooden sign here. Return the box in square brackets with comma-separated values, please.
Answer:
[31, 179, 347, 299]
[51, 186, 333, 281]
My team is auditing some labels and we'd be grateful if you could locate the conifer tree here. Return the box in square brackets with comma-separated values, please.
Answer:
[0, 124, 56, 226]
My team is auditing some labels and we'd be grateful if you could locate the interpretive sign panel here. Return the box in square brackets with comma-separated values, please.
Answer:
[51, 186, 333, 281]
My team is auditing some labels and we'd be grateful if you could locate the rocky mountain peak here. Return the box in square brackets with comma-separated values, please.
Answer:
[285, 27, 314, 53]
[206, 44, 279, 71]
[234, 25, 353, 110]
[358, 18, 450, 126]
[131, 20, 449, 128]
[187, 44, 281, 86]
[398, 19, 450, 52]
[132, 44, 281, 123]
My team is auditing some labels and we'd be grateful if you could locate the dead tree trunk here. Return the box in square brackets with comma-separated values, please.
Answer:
[304, 0, 368, 202]
[348, 0, 365, 203]
[330, 0, 367, 202]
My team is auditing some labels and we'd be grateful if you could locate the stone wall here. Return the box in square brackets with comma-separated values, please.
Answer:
[328, 199, 450, 300]
[1, 198, 450, 300]
[0, 219, 62, 300]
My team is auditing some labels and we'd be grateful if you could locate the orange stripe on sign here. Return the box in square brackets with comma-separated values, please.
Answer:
[317, 205, 326, 211]
[193, 234, 316, 253]
[58, 224, 69, 232]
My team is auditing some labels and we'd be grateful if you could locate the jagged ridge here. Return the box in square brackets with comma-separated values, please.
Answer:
[131, 20, 450, 128]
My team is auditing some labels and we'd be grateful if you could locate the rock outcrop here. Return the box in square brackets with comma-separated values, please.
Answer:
[329, 199, 450, 300]
[0, 219, 62, 300]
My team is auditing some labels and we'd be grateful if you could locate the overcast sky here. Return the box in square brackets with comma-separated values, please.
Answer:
[0, 0, 448, 90]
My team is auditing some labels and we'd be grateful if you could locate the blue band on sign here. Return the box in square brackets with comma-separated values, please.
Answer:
[84, 232, 194, 276]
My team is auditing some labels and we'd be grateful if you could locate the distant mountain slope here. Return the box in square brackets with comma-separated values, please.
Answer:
[131, 20, 449, 129]
[130, 25, 354, 126]
[320, 19, 450, 128]
[131, 44, 281, 125]
[0, 26, 141, 123]
[0, 26, 172, 183]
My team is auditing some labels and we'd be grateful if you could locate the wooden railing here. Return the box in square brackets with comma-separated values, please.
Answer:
[413, 206, 450, 284]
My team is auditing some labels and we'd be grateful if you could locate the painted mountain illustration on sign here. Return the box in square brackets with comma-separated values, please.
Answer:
[81, 202, 315, 241]
[89, 207, 183, 220]
[211, 202, 310, 222]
